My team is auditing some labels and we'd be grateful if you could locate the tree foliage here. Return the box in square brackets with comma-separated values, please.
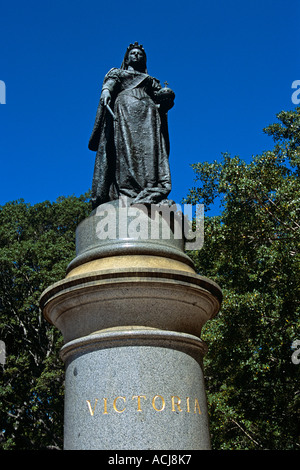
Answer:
[184, 107, 300, 449]
[0, 193, 91, 449]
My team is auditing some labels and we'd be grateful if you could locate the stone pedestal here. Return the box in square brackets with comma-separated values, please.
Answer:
[40, 199, 222, 450]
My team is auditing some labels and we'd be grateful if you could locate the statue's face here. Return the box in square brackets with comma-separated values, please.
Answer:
[127, 48, 145, 68]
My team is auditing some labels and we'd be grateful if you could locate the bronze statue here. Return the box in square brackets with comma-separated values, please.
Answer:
[88, 42, 175, 209]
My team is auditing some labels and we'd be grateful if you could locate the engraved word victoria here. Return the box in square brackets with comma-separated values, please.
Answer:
[86, 395, 202, 416]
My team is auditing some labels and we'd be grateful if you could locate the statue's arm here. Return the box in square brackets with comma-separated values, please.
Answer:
[101, 68, 121, 104]
[150, 77, 162, 99]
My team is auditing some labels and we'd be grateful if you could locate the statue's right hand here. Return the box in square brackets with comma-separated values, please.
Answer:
[100, 89, 111, 106]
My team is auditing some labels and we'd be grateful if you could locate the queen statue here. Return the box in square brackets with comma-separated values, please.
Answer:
[88, 42, 175, 209]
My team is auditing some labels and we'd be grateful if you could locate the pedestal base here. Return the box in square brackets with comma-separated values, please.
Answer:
[40, 201, 222, 450]
[61, 328, 210, 450]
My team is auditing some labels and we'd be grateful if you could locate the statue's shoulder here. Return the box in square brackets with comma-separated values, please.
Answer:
[104, 67, 122, 80]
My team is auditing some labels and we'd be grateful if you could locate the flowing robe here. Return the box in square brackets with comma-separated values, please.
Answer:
[88, 68, 172, 209]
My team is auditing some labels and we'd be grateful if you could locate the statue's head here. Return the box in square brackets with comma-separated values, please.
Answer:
[121, 42, 147, 73]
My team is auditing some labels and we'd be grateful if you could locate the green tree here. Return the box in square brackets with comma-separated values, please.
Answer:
[0, 193, 91, 449]
[184, 107, 300, 449]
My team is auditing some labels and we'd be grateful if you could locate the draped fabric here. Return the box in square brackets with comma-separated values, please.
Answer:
[89, 68, 172, 209]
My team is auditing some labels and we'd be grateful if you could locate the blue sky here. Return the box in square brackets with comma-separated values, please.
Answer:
[1, 0, 299, 215]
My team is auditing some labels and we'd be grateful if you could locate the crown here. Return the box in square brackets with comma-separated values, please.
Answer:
[126, 42, 145, 54]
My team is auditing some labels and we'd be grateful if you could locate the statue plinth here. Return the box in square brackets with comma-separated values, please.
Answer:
[40, 200, 222, 450]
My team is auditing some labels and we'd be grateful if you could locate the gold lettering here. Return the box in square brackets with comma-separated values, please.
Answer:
[152, 395, 165, 412]
[132, 395, 147, 412]
[194, 398, 202, 414]
[86, 399, 98, 416]
[113, 396, 126, 413]
[171, 396, 182, 412]
[103, 397, 108, 414]
[186, 397, 190, 413]
[86, 394, 202, 416]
